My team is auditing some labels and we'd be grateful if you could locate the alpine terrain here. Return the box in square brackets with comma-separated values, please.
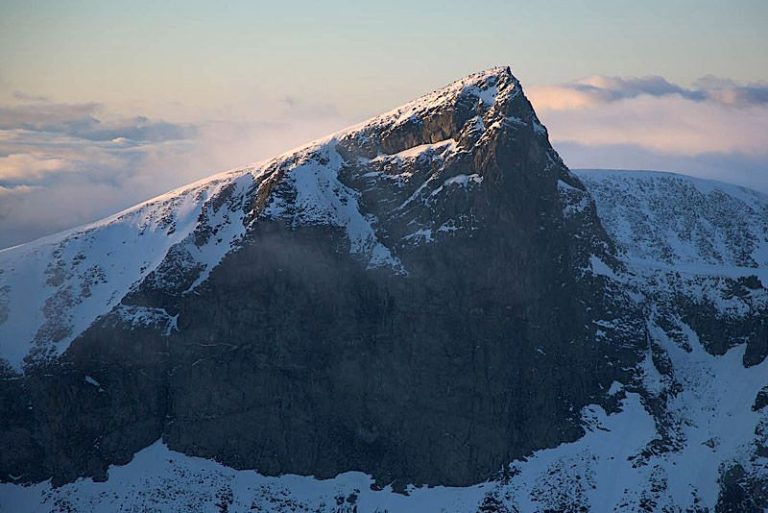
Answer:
[1, 67, 767, 512]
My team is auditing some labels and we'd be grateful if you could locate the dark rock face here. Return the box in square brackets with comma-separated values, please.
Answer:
[0, 325, 168, 485]
[716, 464, 768, 513]
[147, 70, 643, 486]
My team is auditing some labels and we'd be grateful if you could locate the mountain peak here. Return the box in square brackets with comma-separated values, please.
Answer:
[324, 65, 545, 162]
[0, 66, 558, 370]
[387, 65, 519, 114]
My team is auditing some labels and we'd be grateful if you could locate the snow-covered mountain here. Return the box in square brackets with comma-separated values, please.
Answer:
[0, 68, 549, 370]
[1, 68, 767, 512]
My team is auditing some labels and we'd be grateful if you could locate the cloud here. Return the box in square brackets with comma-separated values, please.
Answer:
[0, 153, 67, 181]
[0, 102, 197, 143]
[535, 94, 768, 155]
[528, 75, 768, 194]
[0, 97, 203, 248]
[695, 76, 768, 107]
[12, 91, 50, 102]
[529, 75, 768, 111]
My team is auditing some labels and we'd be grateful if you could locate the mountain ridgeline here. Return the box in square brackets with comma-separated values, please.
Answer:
[1, 68, 767, 512]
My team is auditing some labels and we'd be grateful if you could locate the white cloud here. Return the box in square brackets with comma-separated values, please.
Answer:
[535, 94, 768, 155]
[527, 75, 768, 192]
[528, 74, 768, 111]
[0, 153, 67, 181]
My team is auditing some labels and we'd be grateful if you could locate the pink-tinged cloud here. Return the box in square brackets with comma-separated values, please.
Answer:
[0, 154, 67, 181]
[538, 96, 768, 155]
[528, 75, 768, 111]
[528, 76, 768, 156]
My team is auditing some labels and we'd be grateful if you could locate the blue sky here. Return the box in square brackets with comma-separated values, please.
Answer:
[3, 0, 767, 109]
[0, 1, 767, 247]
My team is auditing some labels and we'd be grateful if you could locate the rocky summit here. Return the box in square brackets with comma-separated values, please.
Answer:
[1, 67, 767, 512]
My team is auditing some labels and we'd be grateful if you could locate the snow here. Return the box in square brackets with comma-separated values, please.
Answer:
[5, 313, 764, 512]
[263, 145, 403, 272]
[442, 174, 483, 187]
[372, 139, 456, 162]
[181, 173, 255, 292]
[557, 179, 591, 217]
[588, 255, 619, 280]
[403, 228, 434, 243]
[575, 169, 768, 271]
[84, 375, 101, 388]
[0, 168, 258, 370]
[645, 314, 768, 507]
[366, 67, 509, 130]
[505, 393, 657, 512]
[437, 222, 459, 233]
[465, 83, 499, 107]
[3, 391, 727, 512]
[266, 66, 511, 166]
[115, 304, 178, 335]
[0, 441, 489, 513]
[426, 174, 483, 200]
[578, 168, 768, 317]
[1, 74, 767, 509]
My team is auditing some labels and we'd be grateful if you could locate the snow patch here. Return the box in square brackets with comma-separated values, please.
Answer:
[264, 146, 403, 273]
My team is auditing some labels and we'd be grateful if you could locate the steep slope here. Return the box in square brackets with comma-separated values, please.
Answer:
[575, 170, 768, 271]
[577, 170, 768, 511]
[0, 67, 569, 370]
[578, 169, 768, 366]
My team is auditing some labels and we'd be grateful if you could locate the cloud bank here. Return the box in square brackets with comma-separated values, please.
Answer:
[527, 75, 768, 192]
[529, 75, 768, 110]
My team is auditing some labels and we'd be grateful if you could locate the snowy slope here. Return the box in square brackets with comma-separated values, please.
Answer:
[576, 169, 768, 277]
[0, 168, 262, 369]
[578, 169, 768, 330]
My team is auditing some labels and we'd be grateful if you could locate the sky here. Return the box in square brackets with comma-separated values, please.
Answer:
[0, 0, 767, 248]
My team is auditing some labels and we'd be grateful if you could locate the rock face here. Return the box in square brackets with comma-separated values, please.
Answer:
[579, 170, 768, 366]
[0, 68, 767, 511]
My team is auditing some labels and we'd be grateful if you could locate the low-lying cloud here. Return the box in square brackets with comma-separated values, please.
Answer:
[0, 102, 197, 143]
[528, 74, 768, 110]
[527, 75, 768, 193]
[535, 94, 768, 155]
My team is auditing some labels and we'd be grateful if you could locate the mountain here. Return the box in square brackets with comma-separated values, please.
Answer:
[1, 68, 767, 512]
